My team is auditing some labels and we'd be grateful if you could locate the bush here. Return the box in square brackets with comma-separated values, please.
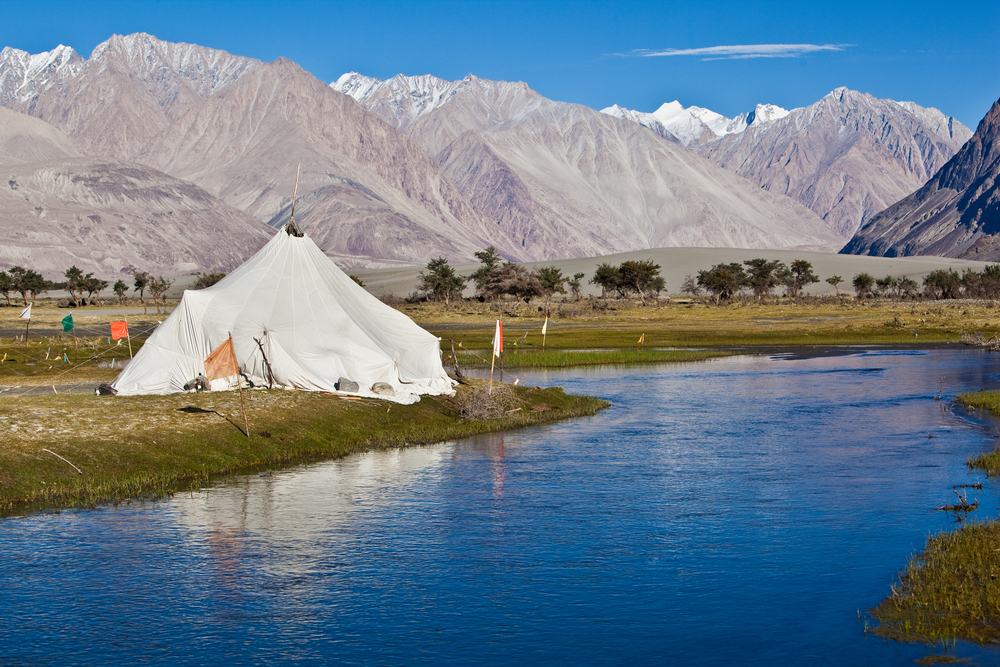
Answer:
[459, 384, 518, 421]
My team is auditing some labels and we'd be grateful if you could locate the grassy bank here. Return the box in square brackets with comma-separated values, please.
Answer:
[869, 391, 1000, 646]
[411, 298, 998, 351]
[956, 391, 1000, 477]
[0, 380, 608, 516]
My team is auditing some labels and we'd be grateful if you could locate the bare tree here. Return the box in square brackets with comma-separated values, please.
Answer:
[133, 270, 151, 314]
[148, 276, 174, 314]
[113, 279, 129, 305]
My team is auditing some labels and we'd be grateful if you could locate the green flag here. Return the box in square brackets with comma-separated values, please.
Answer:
[61, 314, 74, 332]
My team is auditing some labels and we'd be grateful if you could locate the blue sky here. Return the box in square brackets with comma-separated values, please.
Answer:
[2, 0, 997, 128]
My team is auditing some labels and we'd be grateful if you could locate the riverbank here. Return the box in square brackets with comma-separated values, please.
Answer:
[870, 391, 1000, 647]
[0, 380, 608, 517]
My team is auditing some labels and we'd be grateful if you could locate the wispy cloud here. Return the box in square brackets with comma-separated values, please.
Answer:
[621, 44, 850, 61]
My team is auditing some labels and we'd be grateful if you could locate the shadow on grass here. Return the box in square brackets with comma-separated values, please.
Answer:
[177, 406, 247, 437]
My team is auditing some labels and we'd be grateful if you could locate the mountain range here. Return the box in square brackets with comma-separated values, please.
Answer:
[842, 97, 1000, 259]
[0, 32, 983, 279]
[334, 72, 842, 259]
[605, 90, 972, 238]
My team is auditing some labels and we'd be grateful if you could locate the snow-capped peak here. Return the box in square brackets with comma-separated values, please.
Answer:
[90, 33, 257, 99]
[332, 71, 538, 130]
[0, 44, 85, 105]
[333, 72, 384, 101]
[602, 97, 794, 146]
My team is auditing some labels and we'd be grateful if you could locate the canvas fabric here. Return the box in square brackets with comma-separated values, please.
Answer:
[111, 228, 456, 404]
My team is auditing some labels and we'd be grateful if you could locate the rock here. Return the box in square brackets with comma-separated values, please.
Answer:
[370, 382, 395, 397]
[182, 374, 209, 392]
[336, 377, 359, 393]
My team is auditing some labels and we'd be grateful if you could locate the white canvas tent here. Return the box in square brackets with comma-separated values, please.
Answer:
[111, 226, 456, 404]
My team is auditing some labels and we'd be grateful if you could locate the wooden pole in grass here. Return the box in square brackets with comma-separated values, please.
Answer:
[20, 302, 31, 346]
[232, 333, 250, 439]
[125, 317, 133, 358]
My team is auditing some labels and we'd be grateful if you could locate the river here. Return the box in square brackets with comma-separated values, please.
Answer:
[3, 348, 1000, 664]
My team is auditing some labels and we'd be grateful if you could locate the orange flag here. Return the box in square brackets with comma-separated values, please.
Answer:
[110, 321, 129, 340]
[205, 336, 239, 381]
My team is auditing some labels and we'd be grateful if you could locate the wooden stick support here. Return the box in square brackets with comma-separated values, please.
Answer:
[232, 333, 251, 439]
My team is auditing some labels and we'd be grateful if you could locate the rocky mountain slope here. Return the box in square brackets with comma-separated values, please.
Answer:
[335, 73, 845, 257]
[842, 97, 1000, 259]
[607, 89, 972, 238]
[3, 35, 503, 268]
[0, 104, 273, 279]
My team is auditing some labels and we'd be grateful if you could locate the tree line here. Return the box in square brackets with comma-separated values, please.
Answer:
[853, 267, 1000, 300]
[418, 251, 1000, 308]
[417, 246, 663, 310]
[682, 259, 1000, 302]
[0, 265, 184, 313]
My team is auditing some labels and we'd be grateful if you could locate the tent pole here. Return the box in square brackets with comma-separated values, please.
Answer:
[232, 333, 251, 439]
[125, 317, 133, 358]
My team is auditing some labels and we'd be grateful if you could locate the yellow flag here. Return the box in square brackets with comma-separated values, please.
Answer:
[205, 335, 239, 381]
[638, 333, 644, 344]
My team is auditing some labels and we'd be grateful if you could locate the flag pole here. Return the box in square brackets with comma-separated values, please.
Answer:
[231, 333, 250, 439]
[24, 305, 30, 345]
[125, 317, 133, 358]
[500, 344, 504, 384]
[489, 351, 496, 394]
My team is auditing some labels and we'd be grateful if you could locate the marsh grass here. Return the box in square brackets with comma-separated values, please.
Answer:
[869, 391, 1000, 646]
[0, 380, 608, 516]
[450, 348, 731, 368]
[0, 335, 142, 385]
[955, 391, 1000, 476]
[871, 521, 1000, 645]
[419, 299, 993, 351]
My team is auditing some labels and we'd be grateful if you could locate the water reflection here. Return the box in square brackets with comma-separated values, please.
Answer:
[3, 349, 1000, 665]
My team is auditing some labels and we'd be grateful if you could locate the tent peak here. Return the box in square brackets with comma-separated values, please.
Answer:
[284, 220, 304, 237]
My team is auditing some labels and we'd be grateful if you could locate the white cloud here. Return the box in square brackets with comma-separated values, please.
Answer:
[624, 44, 849, 60]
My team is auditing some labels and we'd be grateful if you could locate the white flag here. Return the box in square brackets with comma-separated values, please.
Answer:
[492, 319, 503, 358]
[19, 303, 31, 320]
[541, 315, 548, 337]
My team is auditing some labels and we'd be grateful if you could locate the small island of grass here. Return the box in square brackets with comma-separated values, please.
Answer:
[869, 390, 1000, 646]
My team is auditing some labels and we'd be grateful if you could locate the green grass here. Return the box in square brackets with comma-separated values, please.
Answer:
[449, 348, 732, 369]
[0, 380, 608, 516]
[0, 335, 143, 385]
[871, 521, 1000, 645]
[955, 391, 1000, 476]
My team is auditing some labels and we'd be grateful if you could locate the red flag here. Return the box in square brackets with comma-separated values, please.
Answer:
[110, 321, 129, 340]
[205, 336, 239, 381]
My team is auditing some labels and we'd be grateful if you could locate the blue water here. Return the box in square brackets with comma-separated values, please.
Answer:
[4, 348, 1000, 665]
